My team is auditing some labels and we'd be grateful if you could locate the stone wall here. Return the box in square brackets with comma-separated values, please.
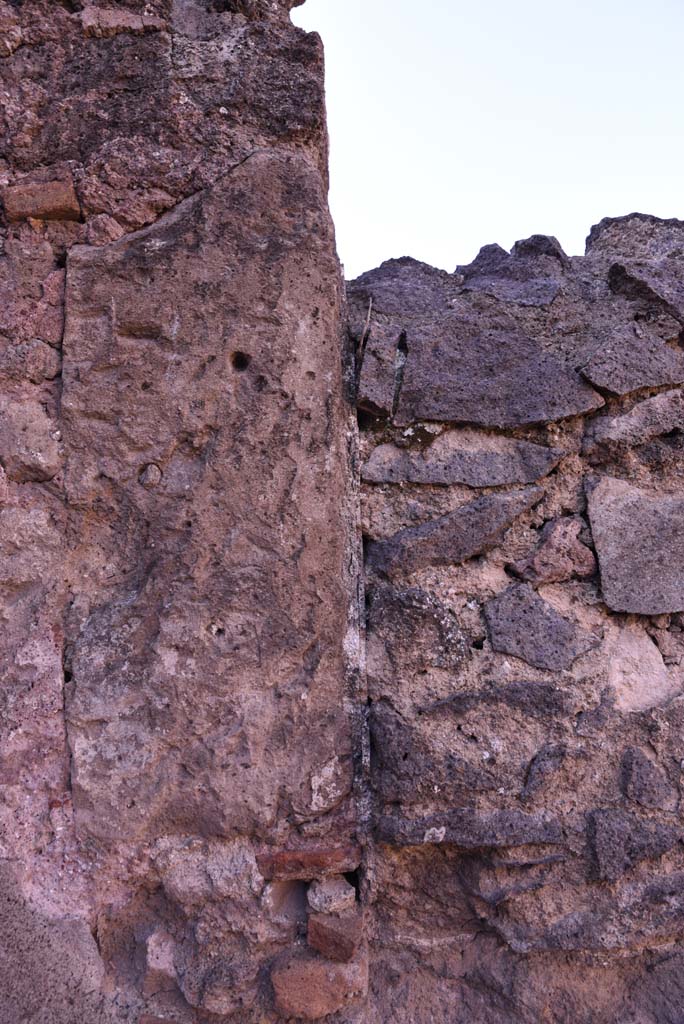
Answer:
[2, 2, 684, 1022]
[351, 220, 684, 1023]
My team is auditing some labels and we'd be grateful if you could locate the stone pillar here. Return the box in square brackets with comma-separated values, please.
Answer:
[0, 2, 364, 1020]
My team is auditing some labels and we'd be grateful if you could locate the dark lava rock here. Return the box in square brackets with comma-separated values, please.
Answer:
[367, 585, 467, 677]
[376, 809, 563, 849]
[366, 487, 543, 578]
[457, 235, 568, 307]
[621, 748, 678, 812]
[394, 317, 603, 427]
[587, 809, 680, 882]
[484, 583, 598, 671]
[362, 432, 562, 488]
[609, 260, 684, 322]
[580, 326, 684, 394]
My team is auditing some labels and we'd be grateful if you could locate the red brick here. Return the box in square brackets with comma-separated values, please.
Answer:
[3, 179, 80, 223]
[256, 844, 361, 880]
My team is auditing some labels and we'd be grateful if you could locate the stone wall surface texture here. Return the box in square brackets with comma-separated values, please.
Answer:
[2, 2, 684, 1023]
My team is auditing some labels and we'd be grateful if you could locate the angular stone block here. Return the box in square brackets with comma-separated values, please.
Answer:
[367, 487, 542, 578]
[308, 908, 363, 962]
[271, 949, 368, 1020]
[395, 317, 603, 428]
[362, 431, 562, 488]
[2, 178, 80, 223]
[588, 477, 684, 614]
[484, 583, 598, 671]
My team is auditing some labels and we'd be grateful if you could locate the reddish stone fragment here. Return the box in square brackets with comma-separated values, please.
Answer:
[308, 909, 364, 962]
[507, 517, 596, 584]
[271, 949, 368, 1020]
[256, 844, 361, 880]
[2, 179, 80, 222]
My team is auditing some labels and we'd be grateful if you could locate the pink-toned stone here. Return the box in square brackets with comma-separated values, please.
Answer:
[308, 908, 364, 962]
[80, 8, 166, 39]
[508, 517, 596, 584]
[271, 949, 368, 1020]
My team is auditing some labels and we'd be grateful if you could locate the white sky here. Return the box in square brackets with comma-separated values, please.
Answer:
[292, 0, 684, 280]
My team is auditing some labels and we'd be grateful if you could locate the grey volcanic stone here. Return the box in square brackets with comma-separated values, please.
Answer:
[584, 389, 684, 453]
[580, 327, 684, 394]
[362, 431, 562, 488]
[484, 583, 598, 671]
[350, 257, 454, 317]
[609, 259, 684, 322]
[366, 487, 543, 578]
[376, 809, 563, 849]
[458, 235, 568, 307]
[621, 748, 678, 812]
[395, 317, 603, 427]
[588, 477, 684, 614]
[357, 323, 404, 417]
[587, 809, 680, 882]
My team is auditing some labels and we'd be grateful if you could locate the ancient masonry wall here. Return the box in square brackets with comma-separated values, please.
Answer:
[1, 3, 684, 1024]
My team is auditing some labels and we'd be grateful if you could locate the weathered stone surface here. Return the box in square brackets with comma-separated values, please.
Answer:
[362, 430, 562, 487]
[587, 809, 680, 882]
[8, 3, 684, 1020]
[376, 809, 563, 849]
[394, 317, 603, 427]
[484, 583, 598, 671]
[356, 322, 405, 417]
[271, 949, 368, 1020]
[367, 486, 543, 577]
[588, 477, 684, 613]
[2, 177, 81, 223]
[0, 397, 61, 482]
[62, 150, 354, 845]
[580, 325, 684, 394]
[256, 845, 362, 881]
[621, 747, 678, 812]
[0, 3, 359, 1021]
[507, 517, 596, 584]
[307, 876, 357, 915]
[609, 259, 684, 322]
[308, 908, 364, 962]
[584, 388, 684, 453]
[366, 584, 467, 685]
[458, 235, 568, 307]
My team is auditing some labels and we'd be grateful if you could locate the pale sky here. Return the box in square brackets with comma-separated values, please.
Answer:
[292, 0, 684, 280]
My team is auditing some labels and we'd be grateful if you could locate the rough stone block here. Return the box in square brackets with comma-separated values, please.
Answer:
[0, 399, 61, 483]
[587, 809, 680, 882]
[394, 317, 603, 427]
[308, 908, 364, 962]
[2, 179, 80, 223]
[271, 949, 368, 1020]
[484, 583, 598, 671]
[588, 477, 684, 614]
[307, 876, 357, 915]
[507, 517, 596, 584]
[362, 431, 562, 488]
[367, 487, 543, 578]
[621, 748, 678, 812]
